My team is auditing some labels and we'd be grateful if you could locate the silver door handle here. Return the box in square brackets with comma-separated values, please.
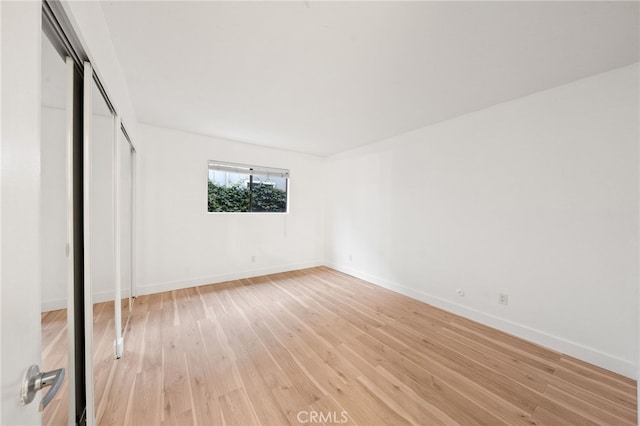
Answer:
[20, 364, 65, 411]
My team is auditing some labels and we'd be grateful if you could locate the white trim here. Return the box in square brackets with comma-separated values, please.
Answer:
[82, 61, 96, 426]
[326, 262, 637, 380]
[112, 114, 123, 358]
[134, 261, 323, 297]
[64, 55, 76, 426]
[208, 160, 289, 178]
[113, 337, 124, 359]
[130, 147, 137, 299]
[42, 299, 68, 313]
[42, 288, 132, 313]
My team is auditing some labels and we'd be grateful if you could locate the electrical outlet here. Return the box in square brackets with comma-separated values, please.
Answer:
[456, 288, 465, 297]
[348, 254, 352, 262]
[498, 293, 508, 305]
[251, 255, 256, 263]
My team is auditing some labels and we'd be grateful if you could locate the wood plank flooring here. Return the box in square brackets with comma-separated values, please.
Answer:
[42, 300, 128, 426]
[42, 266, 637, 425]
[41, 308, 69, 425]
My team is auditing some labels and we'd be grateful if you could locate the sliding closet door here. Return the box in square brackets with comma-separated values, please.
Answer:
[113, 116, 123, 356]
[118, 131, 134, 333]
[131, 144, 137, 301]
[113, 116, 133, 353]
[82, 61, 96, 426]
[84, 61, 121, 426]
[41, 4, 135, 424]
[40, 18, 84, 425]
[84, 60, 135, 425]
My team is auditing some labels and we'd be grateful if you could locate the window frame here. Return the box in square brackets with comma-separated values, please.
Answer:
[207, 160, 290, 214]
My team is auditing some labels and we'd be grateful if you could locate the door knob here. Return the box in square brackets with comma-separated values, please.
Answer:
[20, 364, 65, 411]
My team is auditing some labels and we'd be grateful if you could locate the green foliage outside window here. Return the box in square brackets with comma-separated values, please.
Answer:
[208, 180, 287, 213]
[208, 181, 249, 212]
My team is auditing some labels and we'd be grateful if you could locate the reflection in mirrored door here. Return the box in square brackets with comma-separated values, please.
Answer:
[40, 25, 76, 426]
[84, 61, 119, 425]
[41, 4, 135, 425]
[84, 62, 135, 425]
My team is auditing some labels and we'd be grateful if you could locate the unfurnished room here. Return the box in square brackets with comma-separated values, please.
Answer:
[1, 1, 639, 425]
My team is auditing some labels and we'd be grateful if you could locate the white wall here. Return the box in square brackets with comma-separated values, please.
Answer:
[135, 124, 325, 295]
[325, 64, 639, 378]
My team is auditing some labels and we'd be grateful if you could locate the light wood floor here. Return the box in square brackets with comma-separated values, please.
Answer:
[43, 266, 637, 425]
[42, 299, 129, 426]
[42, 308, 69, 425]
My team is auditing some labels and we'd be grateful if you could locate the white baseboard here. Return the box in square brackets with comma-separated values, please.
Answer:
[135, 261, 324, 297]
[41, 288, 132, 312]
[326, 262, 637, 380]
[41, 299, 68, 313]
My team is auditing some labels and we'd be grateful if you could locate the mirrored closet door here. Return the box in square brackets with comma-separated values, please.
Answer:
[84, 62, 135, 425]
[84, 62, 113, 425]
[40, 3, 137, 425]
[40, 24, 77, 426]
[118, 129, 135, 333]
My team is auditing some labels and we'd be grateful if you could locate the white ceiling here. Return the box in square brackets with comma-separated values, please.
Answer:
[101, 1, 639, 156]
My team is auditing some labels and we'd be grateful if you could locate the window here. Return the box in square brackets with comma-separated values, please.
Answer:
[208, 161, 289, 213]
